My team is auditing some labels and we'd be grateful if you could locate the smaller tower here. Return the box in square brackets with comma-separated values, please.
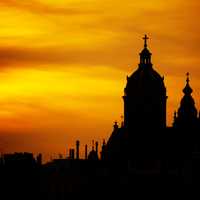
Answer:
[173, 73, 198, 129]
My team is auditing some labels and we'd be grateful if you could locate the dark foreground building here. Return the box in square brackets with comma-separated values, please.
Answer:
[1, 36, 200, 198]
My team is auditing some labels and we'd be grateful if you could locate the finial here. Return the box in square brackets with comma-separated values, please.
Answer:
[183, 72, 193, 95]
[114, 121, 118, 130]
[186, 72, 190, 84]
[143, 34, 149, 48]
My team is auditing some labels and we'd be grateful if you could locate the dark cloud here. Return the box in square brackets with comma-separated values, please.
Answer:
[0, 39, 199, 80]
[0, 45, 131, 69]
[0, 0, 98, 15]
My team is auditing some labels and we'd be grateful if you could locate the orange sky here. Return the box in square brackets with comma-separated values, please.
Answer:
[0, 0, 200, 162]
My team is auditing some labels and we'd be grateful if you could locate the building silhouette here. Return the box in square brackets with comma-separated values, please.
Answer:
[1, 35, 200, 197]
[105, 35, 200, 164]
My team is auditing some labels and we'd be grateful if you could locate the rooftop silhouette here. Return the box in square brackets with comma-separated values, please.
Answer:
[1, 35, 200, 197]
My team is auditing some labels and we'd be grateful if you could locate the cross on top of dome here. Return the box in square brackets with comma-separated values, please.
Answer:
[143, 34, 149, 48]
[139, 34, 152, 65]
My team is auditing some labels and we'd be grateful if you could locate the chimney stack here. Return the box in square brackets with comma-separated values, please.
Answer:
[69, 149, 75, 159]
[95, 141, 98, 157]
[85, 144, 88, 160]
[76, 140, 80, 160]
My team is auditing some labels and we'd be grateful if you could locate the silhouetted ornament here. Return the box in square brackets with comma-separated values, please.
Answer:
[183, 72, 193, 95]
[114, 121, 119, 131]
[180, 73, 196, 108]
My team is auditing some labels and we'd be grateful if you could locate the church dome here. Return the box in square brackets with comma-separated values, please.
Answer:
[125, 67, 165, 96]
[123, 35, 167, 130]
[124, 35, 166, 97]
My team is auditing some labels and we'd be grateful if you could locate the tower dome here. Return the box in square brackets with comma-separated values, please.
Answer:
[125, 35, 165, 97]
[123, 35, 167, 130]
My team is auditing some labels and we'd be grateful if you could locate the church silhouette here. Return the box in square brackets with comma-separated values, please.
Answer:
[1, 35, 200, 197]
[105, 35, 200, 163]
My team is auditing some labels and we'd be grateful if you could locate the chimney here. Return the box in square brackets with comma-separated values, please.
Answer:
[69, 149, 75, 159]
[85, 144, 88, 160]
[76, 140, 80, 160]
[69, 149, 71, 159]
[95, 141, 98, 156]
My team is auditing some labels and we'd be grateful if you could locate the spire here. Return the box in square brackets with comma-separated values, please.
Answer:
[175, 72, 198, 129]
[183, 72, 193, 95]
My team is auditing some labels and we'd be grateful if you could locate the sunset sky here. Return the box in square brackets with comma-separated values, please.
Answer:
[0, 0, 200, 161]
